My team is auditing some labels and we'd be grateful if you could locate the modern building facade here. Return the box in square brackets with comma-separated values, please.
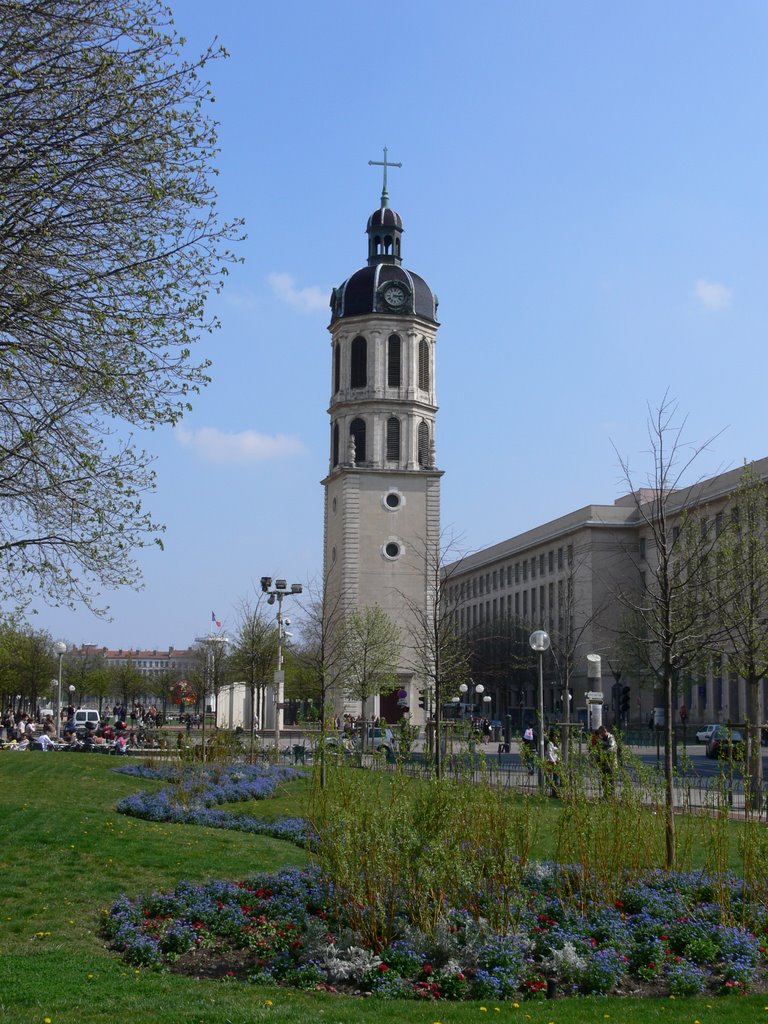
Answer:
[322, 170, 442, 724]
[445, 458, 768, 730]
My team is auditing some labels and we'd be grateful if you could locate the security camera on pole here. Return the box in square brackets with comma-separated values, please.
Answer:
[260, 577, 303, 754]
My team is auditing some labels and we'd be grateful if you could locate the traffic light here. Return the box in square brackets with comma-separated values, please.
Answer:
[620, 686, 631, 715]
[418, 689, 427, 710]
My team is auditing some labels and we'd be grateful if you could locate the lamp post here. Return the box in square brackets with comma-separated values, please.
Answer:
[260, 577, 303, 754]
[68, 684, 76, 711]
[529, 629, 550, 794]
[458, 679, 485, 720]
[53, 641, 67, 738]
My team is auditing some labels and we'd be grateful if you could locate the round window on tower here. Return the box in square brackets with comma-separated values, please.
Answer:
[382, 539, 405, 561]
[381, 489, 405, 512]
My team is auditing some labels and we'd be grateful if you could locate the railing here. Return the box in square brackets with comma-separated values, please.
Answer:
[368, 749, 768, 821]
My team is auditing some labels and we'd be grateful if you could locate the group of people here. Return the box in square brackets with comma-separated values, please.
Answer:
[519, 722, 618, 798]
[0, 702, 149, 754]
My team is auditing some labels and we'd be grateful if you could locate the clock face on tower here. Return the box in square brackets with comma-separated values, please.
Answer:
[382, 283, 407, 309]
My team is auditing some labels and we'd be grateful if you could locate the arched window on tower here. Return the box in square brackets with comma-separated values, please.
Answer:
[350, 336, 367, 389]
[332, 423, 339, 467]
[419, 338, 430, 391]
[333, 342, 340, 393]
[387, 334, 401, 388]
[386, 417, 400, 462]
[350, 418, 366, 463]
[418, 421, 430, 466]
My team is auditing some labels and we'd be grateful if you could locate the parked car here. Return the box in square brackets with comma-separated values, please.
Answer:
[365, 726, 397, 757]
[705, 726, 745, 760]
[696, 723, 717, 744]
[323, 726, 397, 758]
[73, 708, 100, 732]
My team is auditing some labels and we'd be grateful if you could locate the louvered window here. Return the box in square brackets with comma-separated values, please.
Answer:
[350, 418, 366, 462]
[387, 335, 401, 387]
[333, 342, 340, 393]
[418, 421, 429, 466]
[332, 423, 339, 466]
[386, 417, 400, 461]
[418, 338, 430, 390]
[350, 336, 367, 388]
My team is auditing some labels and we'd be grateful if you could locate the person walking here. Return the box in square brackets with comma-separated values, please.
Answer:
[545, 729, 560, 797]
[596, 724, 618, 798]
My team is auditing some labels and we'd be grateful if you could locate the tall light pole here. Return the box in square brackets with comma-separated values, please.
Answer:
[529, 629, 550, 794]
[53, 641, 67, 738]
[260, 577, 303, 754]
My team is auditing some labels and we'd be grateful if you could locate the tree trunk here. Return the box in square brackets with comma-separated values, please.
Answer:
[664, 669, 676, 869]
[746, 674, 763, 814]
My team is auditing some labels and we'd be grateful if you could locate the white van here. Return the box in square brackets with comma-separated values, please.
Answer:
[74, 708, 100, 731]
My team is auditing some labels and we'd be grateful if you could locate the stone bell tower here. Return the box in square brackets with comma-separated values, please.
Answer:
[321, 152, 442, 724]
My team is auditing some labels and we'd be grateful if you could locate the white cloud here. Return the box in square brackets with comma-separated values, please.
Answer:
[176, 426, 306, 463]
[267, 272, 329, 313]
[694, 278, 732, 310]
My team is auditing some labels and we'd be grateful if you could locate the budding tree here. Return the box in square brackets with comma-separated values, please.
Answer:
[0, 0, 242, 612]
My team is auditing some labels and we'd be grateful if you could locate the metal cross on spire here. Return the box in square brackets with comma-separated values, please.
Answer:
[368, 146, 402, 207]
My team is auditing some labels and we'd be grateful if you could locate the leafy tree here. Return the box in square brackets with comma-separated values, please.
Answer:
[63, 646, 110, 708]
[229, 599, 277, 761]
[614, 397, 727, 868]
[337, 605, 400, 734]
[0, 622, 56, 710]
[107, 659, 144, 711]
[714, 462, 768, 812]
[0, 0, 242, 612]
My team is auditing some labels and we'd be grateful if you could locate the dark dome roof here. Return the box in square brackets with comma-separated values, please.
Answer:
[366, 206, 403, 232]
[331, 264, 437, 323]
[331, 202, 437, 323]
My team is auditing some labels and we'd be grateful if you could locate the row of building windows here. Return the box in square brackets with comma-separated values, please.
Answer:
[331, 417, 431, 467]
[333, 335, 431, 394]
[447, 545, 573, 605]
[456, 590, 574, 633]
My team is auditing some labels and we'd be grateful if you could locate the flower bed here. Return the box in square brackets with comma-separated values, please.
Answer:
[104, 862, 768, 1000]
[113, 762, 314, 848]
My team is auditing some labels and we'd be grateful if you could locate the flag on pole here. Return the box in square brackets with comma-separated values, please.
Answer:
[211, 611, 221, 628]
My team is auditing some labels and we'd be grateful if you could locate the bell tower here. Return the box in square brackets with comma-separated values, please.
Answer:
[322, 154, 442, 724]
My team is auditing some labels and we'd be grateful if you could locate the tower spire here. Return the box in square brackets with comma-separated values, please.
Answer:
[368, 146, 402, 208]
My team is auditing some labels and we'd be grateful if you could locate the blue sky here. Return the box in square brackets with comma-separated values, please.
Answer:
[38, 0, 768, 648]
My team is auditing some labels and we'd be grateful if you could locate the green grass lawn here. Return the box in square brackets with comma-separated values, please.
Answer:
[0, 755, 765, 1024]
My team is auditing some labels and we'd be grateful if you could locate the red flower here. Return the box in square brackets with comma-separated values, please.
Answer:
[423, 963, 433, 975]
[378, 962, 388, 972]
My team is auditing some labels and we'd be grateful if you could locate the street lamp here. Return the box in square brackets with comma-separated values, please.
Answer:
[529, 629, 551, 793]
[68, 684, 76, 710]
[458, 679, 484, 719]
[260, 576, 303, 753]
[53, 641, 67, 738]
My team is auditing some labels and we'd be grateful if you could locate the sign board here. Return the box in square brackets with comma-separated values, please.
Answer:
[586, 691, 604, 702]
[397, 688, 408, 698]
